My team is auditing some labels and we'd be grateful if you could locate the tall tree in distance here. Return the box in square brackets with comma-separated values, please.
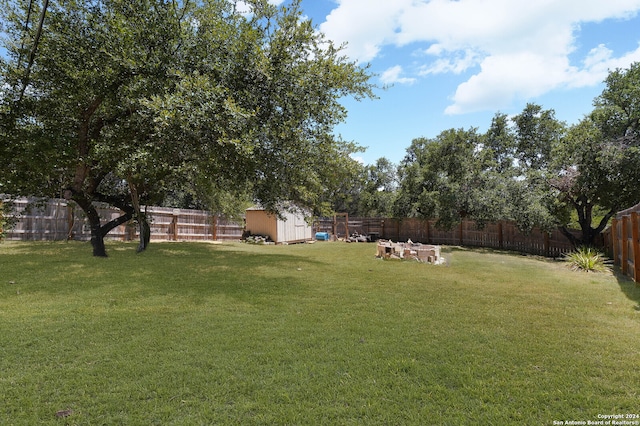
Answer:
[512, 103, 564, 172]
[394, 127, 513, 229]
[357, 157, 397, 217]
[549, 62, 640, 246]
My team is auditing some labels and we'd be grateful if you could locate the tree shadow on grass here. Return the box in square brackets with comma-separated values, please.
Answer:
[162, 245, 325, 302]
[120, 242, 328, 302]
[4, 241, 327, 304]
[441, 245, 564, 263]
[611, 267, 640, 310]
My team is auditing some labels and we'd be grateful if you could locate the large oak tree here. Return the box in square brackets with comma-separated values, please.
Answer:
[549, 62, 640, 246]
[0, 0, 374, 256]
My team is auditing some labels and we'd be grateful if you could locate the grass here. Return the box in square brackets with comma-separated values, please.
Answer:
[1, 241, 639, 425]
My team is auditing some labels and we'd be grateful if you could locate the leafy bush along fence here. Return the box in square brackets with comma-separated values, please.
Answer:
[605, 203, 640, 283]
[3, 198, 243, 242]
[314, 216, 579, 257]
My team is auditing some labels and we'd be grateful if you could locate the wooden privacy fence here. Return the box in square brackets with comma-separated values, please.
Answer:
[606, 203, 640, 283]
[314, 216, 578, 257]
[3, 198, 244, 242]
[5, 197, 583, 258]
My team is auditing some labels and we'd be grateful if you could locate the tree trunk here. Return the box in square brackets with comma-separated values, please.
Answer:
[559, 226, 580, 248]
[91, 227, 109, 257]
[128, 179, 150, 253]
[72, 193, 133, 257]
[137, 212, 151, 253]
[561, 224, 601, 248]
[73, 195, 109, 256]
[560, 208, 615, 249]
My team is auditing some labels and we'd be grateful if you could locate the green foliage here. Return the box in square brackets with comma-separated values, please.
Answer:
[394, 75, 640, 246]
[593, 62, 640, 142]
[395, 127, 522, 229]
[546, 62, 640, 246]
[0, 0, 375, 255]
[563, 246, 611, 273]
[0, 200, 17, 242]
[513, 103, 565, 171]
[354, 157, 398, 217]
[0, 205, 5, 242]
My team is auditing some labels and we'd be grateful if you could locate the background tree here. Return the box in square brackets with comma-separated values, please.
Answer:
[506, 71, 640, 247]
[319, 157, 367, 216]
[394, 127, 512, 229]
[356, 157, 397, 217]
[0, 0, 374, 256]
[509, 104, 566, 233]
[394, 109, 563, 234]
[512, 103, 564, 171]
[547, 62, 640, 246]
[482, 112, 516, 174]
[394, 87, 639, 247]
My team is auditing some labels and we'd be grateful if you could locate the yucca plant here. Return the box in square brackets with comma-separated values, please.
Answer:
[564, 246, 611, 272]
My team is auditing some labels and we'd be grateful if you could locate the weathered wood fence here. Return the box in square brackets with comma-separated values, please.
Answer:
[314, 216, 578, 257]
[4, 198, 585, 258]
[605, 203, 640, 283]
[3, 198, 243, 242]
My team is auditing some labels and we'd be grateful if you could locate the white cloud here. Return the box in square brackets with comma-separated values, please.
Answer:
[318, 0, 640, 114]
[419, 49, 480, 75]
[320, 0, 413, 63]
[234, 0, 286, 15]
[445, 53, 572, 114]
[380, 65, 417, 85]
[350, 154, 365, 164]
[569, 42, 640, 87]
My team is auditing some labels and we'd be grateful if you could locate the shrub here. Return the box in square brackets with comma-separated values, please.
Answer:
[564, 246, 611, 273]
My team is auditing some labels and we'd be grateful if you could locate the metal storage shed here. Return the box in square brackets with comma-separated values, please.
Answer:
[245, 208, 313, 244]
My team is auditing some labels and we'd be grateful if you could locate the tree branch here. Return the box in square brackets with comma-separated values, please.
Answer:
[559, 226, 579, 248]
[593, 209, 615, 235]
[99, 210, 134, 236]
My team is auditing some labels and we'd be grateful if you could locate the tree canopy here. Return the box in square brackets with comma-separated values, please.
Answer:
[395, 61, 640, 247]
[0, 0, 375, 255]
[549, 62, 640, 245]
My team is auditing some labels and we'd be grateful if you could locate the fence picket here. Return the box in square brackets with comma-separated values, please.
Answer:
[3, 198, 244, 242]
[313, 217, 577, 257]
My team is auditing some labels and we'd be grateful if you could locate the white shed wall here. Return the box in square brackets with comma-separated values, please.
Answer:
[245, 208, 312, 244]
[276, 210, 312, 243]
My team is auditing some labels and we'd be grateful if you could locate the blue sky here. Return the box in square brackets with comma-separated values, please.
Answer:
[4, 1, 639, 166]
[272, 0, 640, 165]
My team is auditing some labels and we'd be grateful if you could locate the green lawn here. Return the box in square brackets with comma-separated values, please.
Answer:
[1, 241, 639, 425]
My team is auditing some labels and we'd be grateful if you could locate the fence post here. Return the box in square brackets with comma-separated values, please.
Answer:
[611, 218, 619, 267]
[171, 214, 179, 241]
[426, 220, 431, 244]
[498, 221, 504, 249]
[66, 204, 74, 240]
[212, 215, 218, 241]
[544, 231, 550, 257]
[621, 216, 629, 275]
[632, 212, 640, 284]
[459, 221, 464, 246]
